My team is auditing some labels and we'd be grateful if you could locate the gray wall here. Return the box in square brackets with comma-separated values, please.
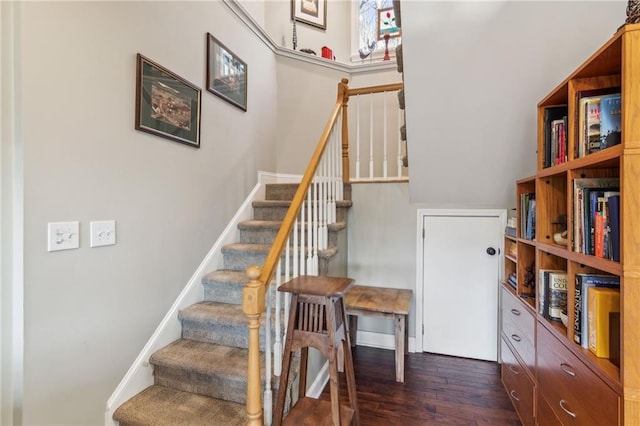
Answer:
[403, 1, 626, 207]
[4, 1, 277, 424]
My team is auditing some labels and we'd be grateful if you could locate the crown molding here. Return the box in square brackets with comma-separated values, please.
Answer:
[222, 0, 397, 74]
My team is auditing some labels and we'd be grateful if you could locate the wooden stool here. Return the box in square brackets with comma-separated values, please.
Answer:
[273, 275, 359, 426]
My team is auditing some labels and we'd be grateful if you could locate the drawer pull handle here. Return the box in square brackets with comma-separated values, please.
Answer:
[559, 399, 576, 418]
[508, 365, 520, 375]
[560, 363, 576, 377]
[511, 334, 522, 342]
[510, 390, 520, 402]
[511, 308, 521, 316]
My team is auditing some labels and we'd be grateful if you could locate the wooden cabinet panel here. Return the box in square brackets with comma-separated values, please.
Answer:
[501, 338, 535, 426]
[536, 392, 562, 426]
[537, 323, 620, 425]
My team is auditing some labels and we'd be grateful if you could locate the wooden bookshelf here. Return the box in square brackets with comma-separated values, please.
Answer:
[501, 23, 640, 425]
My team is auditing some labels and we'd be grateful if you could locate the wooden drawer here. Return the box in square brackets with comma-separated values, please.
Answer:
[537, 323, 620, 425]
[502, 289, 535, 372]
[501, 338, 534, 426]
[536, 392, 562, 426]
[502, 287, 535, 339]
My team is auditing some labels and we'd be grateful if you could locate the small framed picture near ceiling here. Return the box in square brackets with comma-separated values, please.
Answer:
[207, 33, 248, 111]
[377, 7, 401, 40]
[292, 0, 327, 30]
[135, 54, 201, 147]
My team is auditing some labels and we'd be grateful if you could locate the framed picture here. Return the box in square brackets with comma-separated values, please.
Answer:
[291, 0, 326, 30]
[135, 54, 201, 147]
[377, 7, 401, 40]
[207, 34, 248, 111]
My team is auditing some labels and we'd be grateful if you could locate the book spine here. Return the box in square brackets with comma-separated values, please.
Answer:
[548, 272, 568, 321]
[574, 275, 583, 344]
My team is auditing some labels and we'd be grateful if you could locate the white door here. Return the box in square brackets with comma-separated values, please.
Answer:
[421, 212, 503, 361]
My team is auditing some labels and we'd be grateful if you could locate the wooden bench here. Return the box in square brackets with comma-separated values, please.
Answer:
[344, 285, 413, 383]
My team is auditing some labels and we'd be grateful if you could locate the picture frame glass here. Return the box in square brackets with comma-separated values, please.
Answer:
[292, 0, 327, 30]
[136, 54, 201, 147]
[207, 34, 248, 111]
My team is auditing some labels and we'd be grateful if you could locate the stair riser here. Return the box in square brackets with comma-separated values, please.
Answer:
[203, 281, 279, 305]
[239, 226, 341, 247]
[253, 205, 350, 222]
[154, 366, 247, 404]
[181, 319, 278, 350]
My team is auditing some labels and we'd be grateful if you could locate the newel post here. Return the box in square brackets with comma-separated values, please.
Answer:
[243, 265, 265, 426]
[338, 78, 350, 183]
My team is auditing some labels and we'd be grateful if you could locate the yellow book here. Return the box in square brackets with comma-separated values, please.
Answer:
[588, 287, 620, 358]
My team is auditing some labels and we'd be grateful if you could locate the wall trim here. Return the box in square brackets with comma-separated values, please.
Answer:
[222, 0, 397, 74]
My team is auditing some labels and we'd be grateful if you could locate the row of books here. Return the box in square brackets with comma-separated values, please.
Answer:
[520, 193, 535, 240]
[543, 107, 568, 168]
[539, 270, 620, 360]
[572, 177, 620, 261]
[542, 87, 621, 168]
[577, 88, 621, 158]
[573, 274, 620, 360]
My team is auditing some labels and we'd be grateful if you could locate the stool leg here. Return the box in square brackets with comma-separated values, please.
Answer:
[274, 295, 299, 426]
[298, 347, 308, 398]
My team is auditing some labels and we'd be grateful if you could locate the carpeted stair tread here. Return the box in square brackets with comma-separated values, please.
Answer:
[179, 301, 246, 327]
[202, 269, 248, 287]
[238, 220, 347, 232]
[150, 339, 253, 379]
[113, 385, 245, 426]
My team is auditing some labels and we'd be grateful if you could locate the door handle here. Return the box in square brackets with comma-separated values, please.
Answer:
[486, 247, 497, 256]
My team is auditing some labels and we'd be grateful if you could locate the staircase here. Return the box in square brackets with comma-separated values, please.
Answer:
[113, 183, 351, 425]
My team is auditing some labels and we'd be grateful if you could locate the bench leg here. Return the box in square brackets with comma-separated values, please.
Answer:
[395, 314, 405, 383]
[348, 314, 358, 348]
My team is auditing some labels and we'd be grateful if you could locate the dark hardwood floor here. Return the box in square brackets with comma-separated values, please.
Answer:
[319, 346, 522, 425]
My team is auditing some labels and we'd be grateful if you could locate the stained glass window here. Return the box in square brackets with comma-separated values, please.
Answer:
[358, 0, 400, 57]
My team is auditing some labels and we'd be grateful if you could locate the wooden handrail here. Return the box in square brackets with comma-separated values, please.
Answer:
[243, 78, 348, 426]
[345, 82, 403, 97]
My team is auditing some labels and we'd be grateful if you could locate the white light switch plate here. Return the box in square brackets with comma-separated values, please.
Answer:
[47, 221, 80, 251]
[90, 220, 116, 247]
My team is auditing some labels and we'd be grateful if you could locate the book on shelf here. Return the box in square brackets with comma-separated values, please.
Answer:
[574, 273, 620, 348]
[576, 87, 621, 158]
[543, 106, 568, 168]
[538, 269, 564, 319]
[588, 286, 620, 358]
[547, 271, 568, 322]
[608, 194, 621, 262]
[572, 178, 619, 256]
[520, 192, 535, 240]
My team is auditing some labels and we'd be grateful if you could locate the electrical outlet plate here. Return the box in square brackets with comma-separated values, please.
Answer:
[90, 220, 116, 247]
[47, 221, 80, 252]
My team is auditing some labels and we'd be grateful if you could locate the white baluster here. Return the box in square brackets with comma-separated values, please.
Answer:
[312, 178, 319, 275]
[300, 201, 305, 276]
[337, 113, 344, 201]
[383, 91, 388, 179]
[274, 260, 282, 377]
[306, 188, 313, 273]
[397, 105, 402, 178]
[369, 93, 374, 179]
[356, 95, 361, 180]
